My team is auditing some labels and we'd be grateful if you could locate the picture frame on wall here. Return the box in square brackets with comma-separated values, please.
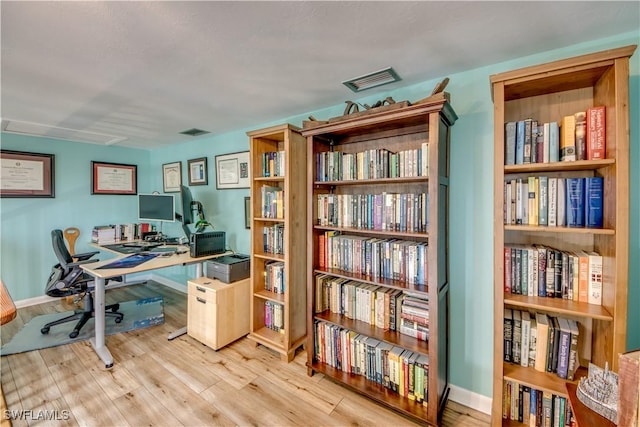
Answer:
[215, 151, 250, 189]
[162, 161, 182, 193]
[0, 150, 55, 198]
[187, 157, 208, 186]
[91, 161, 137, 195]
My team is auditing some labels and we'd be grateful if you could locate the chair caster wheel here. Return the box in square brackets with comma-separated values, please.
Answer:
[105, 363, 113, 369]
[41, 327, 50, 334]
[69, 330, 79, 339]
[115, 317, 123, 324]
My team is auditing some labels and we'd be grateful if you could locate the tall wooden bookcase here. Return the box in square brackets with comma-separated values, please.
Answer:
[302, 95, 457, 425]
[491, 45, 636, 425]
[247, 123, 307, 362]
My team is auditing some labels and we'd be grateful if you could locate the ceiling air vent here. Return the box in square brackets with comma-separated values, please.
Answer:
[342, 67, 401, 92]
[179, 128, 210, 137]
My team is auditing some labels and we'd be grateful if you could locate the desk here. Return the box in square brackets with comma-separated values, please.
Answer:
[82, 245, 231, 368]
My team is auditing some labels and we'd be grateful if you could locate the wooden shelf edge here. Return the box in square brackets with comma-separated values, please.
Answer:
[253, 176, 285, 182]
[253, 289, 285, 303]
[313, 225, 428, 239]
[504, 159, 615, 173]
[503, 225, 615, 235]
[308, 361, 432, 424]
[253, 252, 285, 262]
[314, 268, 429, 293]
[313, 176, 428, 186]
[504, 295, 614, 321]
[503, 364, 587, 397]
[248, 328, 285, 349]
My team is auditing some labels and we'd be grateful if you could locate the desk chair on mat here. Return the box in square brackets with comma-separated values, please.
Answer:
[41, 229, 123, 338]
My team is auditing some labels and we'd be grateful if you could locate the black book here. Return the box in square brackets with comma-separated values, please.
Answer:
[554, 250, 563, 298]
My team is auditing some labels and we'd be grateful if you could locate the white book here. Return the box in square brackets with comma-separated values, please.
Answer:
[588, 252, 603, 305]
[421, 142, 429, 177]
[516, 178, 524, 225]
[543, 122, 550, 163]
[548, 177, 557, 226]
[557, 177, 566, 227]
[521, 311, 531, 367]
[505, 182, 512, 225]
[527, 247, 535, 297]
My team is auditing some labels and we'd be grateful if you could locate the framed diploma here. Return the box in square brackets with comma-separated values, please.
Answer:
[91, 161, 137, 195]
[0, 150, 55, 198]
[215, 151, 250, 189]
[162, 161, 182, 193]
[187, 157, 208, 186]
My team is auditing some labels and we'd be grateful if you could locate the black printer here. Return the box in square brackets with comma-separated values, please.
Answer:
[206, 254, 250, 283]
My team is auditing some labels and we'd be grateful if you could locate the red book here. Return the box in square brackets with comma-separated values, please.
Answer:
[586, 106, 606, 160]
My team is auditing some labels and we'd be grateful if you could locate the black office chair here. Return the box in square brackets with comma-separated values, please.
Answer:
[41, 229, 123, 338]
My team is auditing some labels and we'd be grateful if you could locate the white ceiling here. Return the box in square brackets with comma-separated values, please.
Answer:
[1, 1, 639, 150]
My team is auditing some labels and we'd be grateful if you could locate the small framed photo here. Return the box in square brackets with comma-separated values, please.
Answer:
[91, 161, 137, 195]
[215, 151, 250, 189]
[162, 161, 182, 193]
[244, 196, 251, 229]
[187, 157, 208, 186]
[0, 150, 55, 198]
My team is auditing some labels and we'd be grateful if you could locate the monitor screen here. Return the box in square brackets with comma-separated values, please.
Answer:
[180, 185, 194, 225]
[138, 194, 175, 222]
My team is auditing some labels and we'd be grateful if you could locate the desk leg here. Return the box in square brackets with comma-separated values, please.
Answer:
[167, 261, 205, 341]
[89, 277, 114, 368]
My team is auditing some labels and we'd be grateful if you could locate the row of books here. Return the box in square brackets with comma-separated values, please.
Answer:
[315, 143, 428, 182]
[316, 192, 429, 233]
[504, 106, 606, 165]
[314, 320, 429, 404]
[504, 310, 580, 381]
[260, 185, 284, 219]
[318, 232, 428, 285]
[91, 223, 153, 244]
[504, 245, 603, 305]
[264, 261, 285, 294]
[504, 176, 603, 228]
[262, 224, 284, 255]
[260, 150, 285, 177]
[503, 380, 575, 426]
[314, 275, 430, 337]
[264, 300, 284, 333]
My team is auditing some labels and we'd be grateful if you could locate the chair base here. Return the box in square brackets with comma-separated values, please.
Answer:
[41, 292, 123, 339]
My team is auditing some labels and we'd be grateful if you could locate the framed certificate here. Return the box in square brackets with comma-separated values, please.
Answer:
[0, 150, 55, 198]
[162, 161, 182, 193]
[215, 151, 250, 189]
[187, 157, 208, 186]
[91, 161, 137, 195]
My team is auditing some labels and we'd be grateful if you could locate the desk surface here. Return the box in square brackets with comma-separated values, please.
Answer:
[85, 243, 231, 278]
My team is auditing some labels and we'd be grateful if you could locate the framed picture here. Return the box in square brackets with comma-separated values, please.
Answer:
[215, 151, 250, 189]
[0, 150, 55, 198]
[244, 196, 251, 229]
[91, 161, 137, 195]
[162, 161, 182, 193]
[187, 157, 208, 186]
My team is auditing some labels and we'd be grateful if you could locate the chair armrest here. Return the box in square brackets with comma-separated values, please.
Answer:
[68, 258, 99, 267]
[73, 251, 99, 261]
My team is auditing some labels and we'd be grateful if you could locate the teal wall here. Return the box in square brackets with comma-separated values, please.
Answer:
[1, 31, 637, 399]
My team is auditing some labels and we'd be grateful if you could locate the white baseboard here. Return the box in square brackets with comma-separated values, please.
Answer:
[449, 384, 492, 415]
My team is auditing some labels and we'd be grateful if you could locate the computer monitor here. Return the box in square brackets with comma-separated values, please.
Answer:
[138, 194, 175, 222]
[178, 185, 205, 240]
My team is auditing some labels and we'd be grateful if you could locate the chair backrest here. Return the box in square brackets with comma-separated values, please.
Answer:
[51, 229, 74, 269]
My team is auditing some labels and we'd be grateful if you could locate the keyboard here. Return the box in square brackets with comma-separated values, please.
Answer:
[122, 241, 161, 249]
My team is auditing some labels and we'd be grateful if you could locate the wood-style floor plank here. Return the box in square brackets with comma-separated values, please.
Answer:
[1, 282, 490, 426]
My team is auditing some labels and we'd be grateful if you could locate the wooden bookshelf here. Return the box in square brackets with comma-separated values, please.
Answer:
[491, 45, 636, 425]
[303, 96, 457, 425]
[247, 123, 307, 362]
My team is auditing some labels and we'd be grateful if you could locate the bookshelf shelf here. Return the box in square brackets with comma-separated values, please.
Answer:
[491, 45, 636, 425]
[503, 364, 587, 397]
[504, 294, 613, 321]
[504, 158, 614, 173]
[503, 225, 615, 235]
[314, 225, 429, 239]
[248, 123, 307, 362]
[304, 96, 456, 425]
[315, 311, 430, 355]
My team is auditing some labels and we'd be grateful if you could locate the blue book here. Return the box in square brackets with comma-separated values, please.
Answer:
[566, 178, 585, 227]
[585, 176, 604, 228]
[549, 122, 560, 162]
[516, 120, 525, 165]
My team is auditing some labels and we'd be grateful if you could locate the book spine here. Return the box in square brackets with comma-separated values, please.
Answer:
[505, 122, 517, 165]
[538, 177, 548, 226]
[584, 176, 604, 228]
[528, 177, 538, 226]
[524, 118, 533, 164]
[588, 252, 603, 305]
[560, 115, 576, 161]
[549, 122, 559, 163]
[565, 178, 585, 227]
[548, 178, 557, 227]
[586, 106, 606, 160]
[574, 112, 586, 161]
[516, 121, 525, 165]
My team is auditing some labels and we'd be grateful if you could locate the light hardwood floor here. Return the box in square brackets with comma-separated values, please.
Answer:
[1, 282, 490, 426]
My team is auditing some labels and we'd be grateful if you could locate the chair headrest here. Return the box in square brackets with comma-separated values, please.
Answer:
[51, 229, 74, 266]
